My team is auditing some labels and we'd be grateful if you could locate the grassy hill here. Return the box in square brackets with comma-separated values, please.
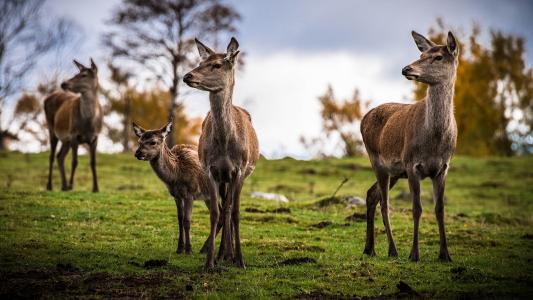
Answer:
[1, 152, 532, 298]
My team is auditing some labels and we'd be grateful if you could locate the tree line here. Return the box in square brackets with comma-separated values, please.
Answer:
[305, 19, 533, 157]
[0, 2, 531, 157]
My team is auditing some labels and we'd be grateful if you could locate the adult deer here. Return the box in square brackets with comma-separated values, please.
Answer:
[44, 59, 102, 192]
[361, 31, 459, 262]
[183, 37, 259, 270]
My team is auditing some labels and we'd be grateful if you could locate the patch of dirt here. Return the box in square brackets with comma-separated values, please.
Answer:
[521, 233, 533, 240]
[244, 207, 291, 214]
[345, 212, 366, 222]
[479, 180, 507, 188]
[56, 263, 80, 272]
[310, 221, 332, 229]
[295, 280, 423, 299]
[242, 215, 298, 224]
[128, 259, 168, 269]
[315, 196, 343, 208]
[280, 257, 317, 266]
[0, 268, 183, 299]
[117, 184, 144, 191]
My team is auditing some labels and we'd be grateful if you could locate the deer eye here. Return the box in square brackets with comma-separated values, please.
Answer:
[212, 63, 222, 69]
[149, 141, 157, 146]
[435, 55, 443, 61]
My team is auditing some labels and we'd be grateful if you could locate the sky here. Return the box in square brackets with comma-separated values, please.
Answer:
[14, 0, 533, 158]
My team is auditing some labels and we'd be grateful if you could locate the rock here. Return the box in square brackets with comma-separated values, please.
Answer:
[344, 195, 365, 208]
[251, 192, 289, 203]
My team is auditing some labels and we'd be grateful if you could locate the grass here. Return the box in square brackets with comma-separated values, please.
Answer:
[1, 151, 533, 298]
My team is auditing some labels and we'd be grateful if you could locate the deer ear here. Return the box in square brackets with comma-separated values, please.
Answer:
[160, 121, 173, 138]
[411, 31, 435, 52]
[132, 122, 145, 138]
[226, 37, 239, 55]
[447, 31, 458, 57]
[225, 50, 240, 65]
[195, 38, 214, 59]
[90, 58, 98, 73]
[73, 59, 85, 71]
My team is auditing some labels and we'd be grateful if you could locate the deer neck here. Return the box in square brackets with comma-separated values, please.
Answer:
[150, 142, 179, 184]
[79, 86, 99, 120]
[425, 79, 455, 132]
[209, 78, 235, 145]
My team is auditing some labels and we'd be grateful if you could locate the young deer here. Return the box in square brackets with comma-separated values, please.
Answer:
[132, 121, 213, 254]
[361, 31, 459, 262]
[44, 59, 102, 192]
[184, 37, 259, 270]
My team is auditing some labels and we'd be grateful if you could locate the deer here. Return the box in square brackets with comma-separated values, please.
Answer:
[360, 31, 459, 262]
[132, 120, 216, 254]
[44, 59, 102, 192]
[183, 37, 260, 270]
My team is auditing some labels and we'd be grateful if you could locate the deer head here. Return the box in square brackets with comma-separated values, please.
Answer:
[402, 31, 459, 85]
[132, 121, 172, 161]
[183, 37, 240, 92]
[61, 58, 98, 93]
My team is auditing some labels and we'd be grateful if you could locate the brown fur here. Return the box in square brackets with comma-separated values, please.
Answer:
[361, 31, 459, 262]
[44, 59, 102, 192]
[184, 37, 259, 270]
[133, 121, 218, 254]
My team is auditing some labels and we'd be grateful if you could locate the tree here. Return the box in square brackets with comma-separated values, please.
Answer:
[103, 0, 241, 146]
[412, 19, 533, 156]
[302, 85, 368, 157]
[106, 62, 133, 152]
[108, 87, 202, 147]
[0, 0, 77, 150]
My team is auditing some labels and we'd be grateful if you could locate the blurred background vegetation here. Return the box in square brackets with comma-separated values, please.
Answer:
[0, 1, 531, 157]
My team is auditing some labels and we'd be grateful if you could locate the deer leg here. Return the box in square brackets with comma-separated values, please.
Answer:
[232, 177, 245, 268]
[407, 170, 422, 262]
[204, 178, 220, 271]
[433, 165, 452, 262]
[46, 135, 58, 191]
[364, 177, 399, 256]
[377, 171, 398, 257]
[183, 196, 193, 255]
[68, 141, 78, 190]
[200, 202, 223, 254]
[57, 141, 70, 191]
[218, 183, 235, 262]
[89, 138, 99, 192]
[175, 197, 185, 254]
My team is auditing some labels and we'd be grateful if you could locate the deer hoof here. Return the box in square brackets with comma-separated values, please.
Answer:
[409, 252, 420, 262]
[234, 259, 246, 269]
[388, 248, 399, 258]
[199, 244, 209, 254]
[439, 252, 452, 262]
[363, 247, 376, 257]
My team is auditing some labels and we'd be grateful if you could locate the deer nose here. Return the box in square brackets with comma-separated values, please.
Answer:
[134, 149, 142, 159]
[183, 73, 193, 83]
[60, 82, 68, 90]
[402, 66, 413, 75]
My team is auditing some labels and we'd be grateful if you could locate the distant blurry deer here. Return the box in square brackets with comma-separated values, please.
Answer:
[44, 59, 102, 192]
[361, 31, 459, 262]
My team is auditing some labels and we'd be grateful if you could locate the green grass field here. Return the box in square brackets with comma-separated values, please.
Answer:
[1, 151, 533, 298]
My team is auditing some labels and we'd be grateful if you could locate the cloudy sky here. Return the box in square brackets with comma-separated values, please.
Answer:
[29, 0, 533, 157]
